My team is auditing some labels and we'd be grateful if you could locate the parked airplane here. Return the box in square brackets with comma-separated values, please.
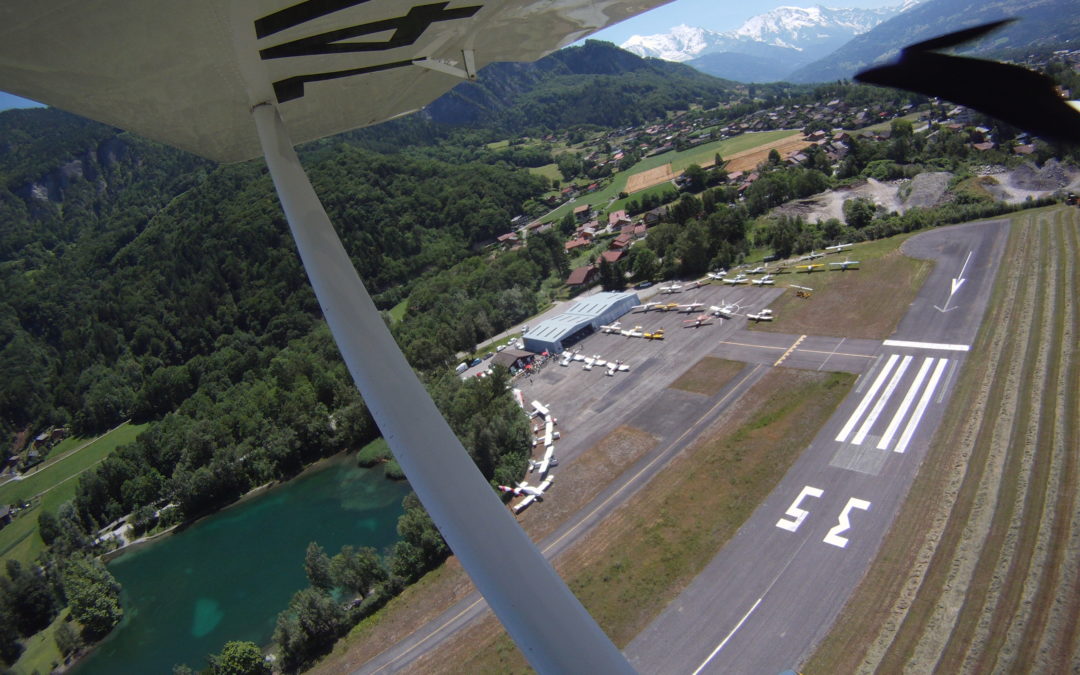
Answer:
[790, 284, 814, 298]
[826, 243, 853, 253]
[769, 264, 789, 274]
[659, 283, 683, 294]
[747, 309, 775, 322]
[659, 302, 681, 312]
[620, 326, 644, 338]
[499, 476, 555, 513]
[599, 322, 621, 333]
[528, 443, 558, 475]
[530, 401, 550, 418]
[747, 265, 767, 274]
[722, 275, 751, 285]
[707, 271, 728, 280]
[684, 279, 705, 290]
[797, 263, 825, 273]
[830, 259, 861, 270]
[677, 302, 705, 313]
[644, 329, 665, 340]
[683, 314, 713, 328]
[807, 250, 826, 259]
[710, 303, 738, 319]
[605, 360, 630, 376]
[752, 275, 776, 286]
[632, 302, 661, 313]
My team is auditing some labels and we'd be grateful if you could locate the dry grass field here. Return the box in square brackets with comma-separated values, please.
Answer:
[625, 163, 677, 194]
[753, 236, 933, 340]
[623, 132, 811, 195]
[806, 205, 1079, 674]
[723, 133, 812, 174]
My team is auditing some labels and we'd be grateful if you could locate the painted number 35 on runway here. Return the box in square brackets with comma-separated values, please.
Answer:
[775, 485, 871, 548]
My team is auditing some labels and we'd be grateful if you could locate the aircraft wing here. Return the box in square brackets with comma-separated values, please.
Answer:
[0, 0, 673, 163]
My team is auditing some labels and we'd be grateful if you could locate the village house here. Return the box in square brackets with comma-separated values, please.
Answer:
[566, 265, 598, 289]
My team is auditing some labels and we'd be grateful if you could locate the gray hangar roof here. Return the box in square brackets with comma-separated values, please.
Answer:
[522, 291, 640, 354]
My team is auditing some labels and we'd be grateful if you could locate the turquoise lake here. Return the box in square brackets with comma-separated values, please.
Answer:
[73, 457, 410, 674]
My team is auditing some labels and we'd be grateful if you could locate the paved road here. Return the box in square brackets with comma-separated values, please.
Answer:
[626, 219, 1010, 674]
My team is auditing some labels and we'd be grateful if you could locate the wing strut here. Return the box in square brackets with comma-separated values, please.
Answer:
[251, 103, 634, 674]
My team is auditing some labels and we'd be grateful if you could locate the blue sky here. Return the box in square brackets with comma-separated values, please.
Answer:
[587, 0, 908, 45]
[0, 91, 44, 112]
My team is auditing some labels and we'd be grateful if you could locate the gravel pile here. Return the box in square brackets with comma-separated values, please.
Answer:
[1008, 159, 1072, 190]
[902, 172, 952, 209]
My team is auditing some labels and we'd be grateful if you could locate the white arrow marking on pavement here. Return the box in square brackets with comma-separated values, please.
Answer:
[935, 250, 972, 313]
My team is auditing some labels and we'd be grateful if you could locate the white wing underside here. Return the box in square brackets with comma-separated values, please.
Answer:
[0, 0, 671, 163]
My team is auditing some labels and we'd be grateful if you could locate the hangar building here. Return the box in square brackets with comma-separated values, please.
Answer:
[522, 291, 640, 355]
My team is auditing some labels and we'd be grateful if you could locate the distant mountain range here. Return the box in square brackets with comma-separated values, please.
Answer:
[620, 3, 921, 82]
[619, 0, 1080, 83]
[786, 0, 1080, 82]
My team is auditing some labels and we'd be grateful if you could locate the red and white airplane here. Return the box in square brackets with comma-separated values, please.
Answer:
[683, 314, 713, 328]
[499, 476, 555, 513]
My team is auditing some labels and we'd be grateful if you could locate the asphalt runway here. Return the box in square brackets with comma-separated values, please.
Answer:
[625, 219, 1010, 674]
[354, 219, 1008, 674]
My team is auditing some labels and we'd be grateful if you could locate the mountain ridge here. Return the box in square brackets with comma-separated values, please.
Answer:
[619, 3, 918, 81]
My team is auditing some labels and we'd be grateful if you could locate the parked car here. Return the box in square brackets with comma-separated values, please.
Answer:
[483, 351, 494, 360]
[635, 281, 653, 289]
[469, 358, 482, 367]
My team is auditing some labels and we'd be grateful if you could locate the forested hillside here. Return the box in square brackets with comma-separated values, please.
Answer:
[426, 40, 737, 130]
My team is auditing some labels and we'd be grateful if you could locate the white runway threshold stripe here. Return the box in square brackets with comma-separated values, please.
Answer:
[836, 354, 952, 451]
[882, 339, 970, 352]
[836, 354, 899, 443]
[893, 358, 950, 454]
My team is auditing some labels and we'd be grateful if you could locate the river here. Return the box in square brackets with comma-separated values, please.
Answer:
[73, 456, 410, 674]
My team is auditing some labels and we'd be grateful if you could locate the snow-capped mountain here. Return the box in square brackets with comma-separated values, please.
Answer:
[620, 2, 922, 82]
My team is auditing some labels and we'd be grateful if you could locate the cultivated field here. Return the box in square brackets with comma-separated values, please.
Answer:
[621, 130, 809, 195]
[806, 205, 1079, 674]
[721, 132, 813, 174]
[625, 163, 677, 194]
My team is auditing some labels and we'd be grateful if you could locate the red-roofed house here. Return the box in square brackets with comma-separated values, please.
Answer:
[608, 209, 631, 228]
[610, 232, 633, 250]
[566, 265, 598, 287]
[600, 250, 625, 264]
[564, 237, 589, 252]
